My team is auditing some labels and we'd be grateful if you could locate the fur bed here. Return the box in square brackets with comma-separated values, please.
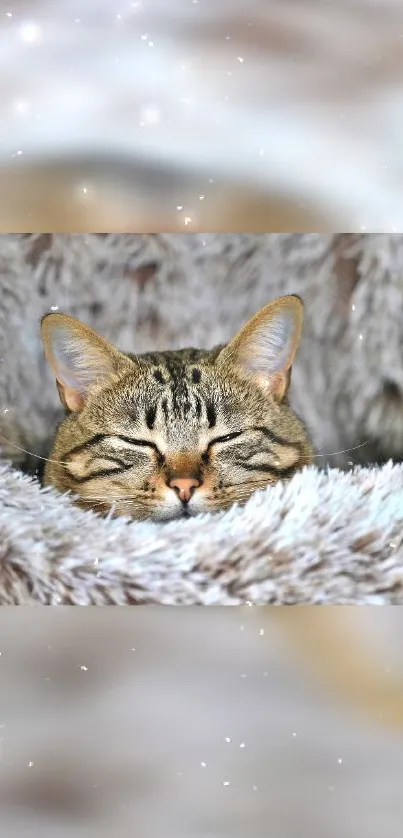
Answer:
[0, 233, 402, 604]
[0, 460, 402, 605]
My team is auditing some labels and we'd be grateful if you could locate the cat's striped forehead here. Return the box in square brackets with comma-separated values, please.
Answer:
[134, 346, 221, 383]
[128, 348, 226, 438]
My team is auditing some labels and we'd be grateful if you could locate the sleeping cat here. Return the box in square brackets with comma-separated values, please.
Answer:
[41, 295, 312, 521]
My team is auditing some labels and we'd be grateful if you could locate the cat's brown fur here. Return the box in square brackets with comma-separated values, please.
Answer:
[41, 295, 312, 521]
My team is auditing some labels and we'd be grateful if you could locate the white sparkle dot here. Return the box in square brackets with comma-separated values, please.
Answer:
[20, 23, 41, 43]
[240, 742, 246, 749]
[14, 100, 30, 115]
[199, 195, 204, 200]
[80, 665, 88, 671]
[5, 12, 13, 18]
[237, 56, 244, 63]
[184, 216, 192, 225]
[148, 40, 154, 47]
[3, 409, 9, 414]
[259, 628, 264, 635]
[28, 761, 34, 767]
[225, 737, 231, 743]
[222, 780, 230, 787]
[50, 305, 59, 312]
[16, 150, 23, 156]
[201, 761, 207, 767]
[351, 304, 356, 311]
[140, 105, 161, 125]
[358, 334, 363, 341]
[141, 33, 148, 40]
[337, 757, 343, 764]
[292, 731, 297, 737]
[116, 13, 122, 20]
[176, 205, 183, 211]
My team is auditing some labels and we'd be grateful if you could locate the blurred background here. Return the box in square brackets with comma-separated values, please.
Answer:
[2, 0, 403, 231]
[0, 607, 403, 837]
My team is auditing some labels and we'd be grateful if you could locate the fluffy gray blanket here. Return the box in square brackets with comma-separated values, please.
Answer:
[0, 233, 402, 604]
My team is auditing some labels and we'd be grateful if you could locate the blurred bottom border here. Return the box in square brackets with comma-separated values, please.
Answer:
[0, 606, 402, 838]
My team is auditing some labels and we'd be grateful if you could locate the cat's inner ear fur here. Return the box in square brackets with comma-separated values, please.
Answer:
[41, 313, 127, 412]
[218, 295, 303, 401]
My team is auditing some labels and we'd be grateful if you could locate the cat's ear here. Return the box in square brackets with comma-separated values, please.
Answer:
[218, 295, 303, 401]
[41, 313, 126, 412]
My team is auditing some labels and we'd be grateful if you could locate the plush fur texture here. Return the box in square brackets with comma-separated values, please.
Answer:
[0, 460, 402, 605]
[0, 233, 403, 603]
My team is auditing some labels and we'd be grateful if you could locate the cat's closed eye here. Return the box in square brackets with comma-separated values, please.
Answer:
[208, 431, 244, 446]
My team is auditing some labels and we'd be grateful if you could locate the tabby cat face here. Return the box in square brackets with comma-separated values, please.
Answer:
[41, 296, 312, 521]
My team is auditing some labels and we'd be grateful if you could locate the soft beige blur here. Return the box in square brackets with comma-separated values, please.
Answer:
[0, 163, 321, 232]
[2, 1, 403, 231]
[0, 608, 402, 837]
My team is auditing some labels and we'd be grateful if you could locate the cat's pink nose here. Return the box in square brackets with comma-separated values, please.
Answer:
[169, 477, 200, 503]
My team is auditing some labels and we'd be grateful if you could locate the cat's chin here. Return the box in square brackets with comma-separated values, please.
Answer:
[94, 500, 207, 523]
[148, 505, 203, 523]
[146, 497, 245, 522]
[143, 499, 221, 522]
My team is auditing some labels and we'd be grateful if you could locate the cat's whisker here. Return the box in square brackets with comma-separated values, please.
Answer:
[80, 494, 152, 508]
[213, 483, 269, 502]
[81, 496, 139, 504]
[313, 439, 371, 459]
[0, 432, 70, 466]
